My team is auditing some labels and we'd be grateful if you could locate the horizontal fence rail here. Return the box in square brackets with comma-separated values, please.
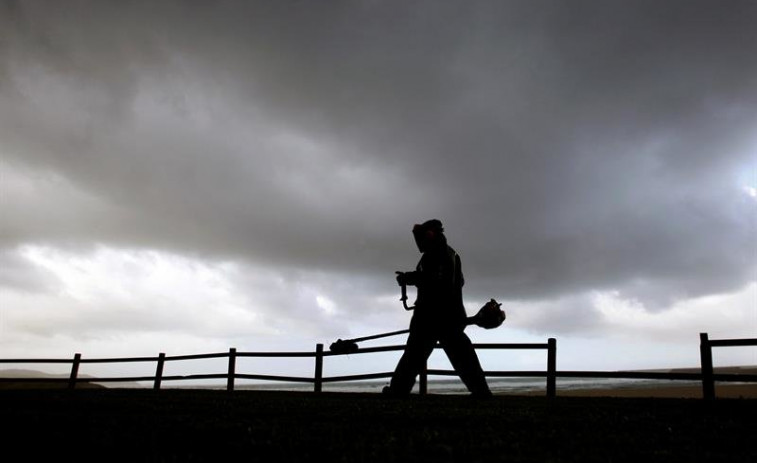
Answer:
[1, 334, 755, 400]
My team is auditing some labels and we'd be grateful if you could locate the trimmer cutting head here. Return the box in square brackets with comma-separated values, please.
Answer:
[329, 338, 359, 354]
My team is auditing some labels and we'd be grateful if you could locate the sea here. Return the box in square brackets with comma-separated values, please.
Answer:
[160, 377, 702, 394]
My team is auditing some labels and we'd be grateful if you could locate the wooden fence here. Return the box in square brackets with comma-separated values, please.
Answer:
[1, 333, 755, 399]
[699, 333, 757, 400]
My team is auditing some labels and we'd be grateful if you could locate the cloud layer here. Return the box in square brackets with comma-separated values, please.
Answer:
[1, 1, 755, 362]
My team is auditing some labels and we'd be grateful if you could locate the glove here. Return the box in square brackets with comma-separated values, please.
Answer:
[396, 271, 418, 286]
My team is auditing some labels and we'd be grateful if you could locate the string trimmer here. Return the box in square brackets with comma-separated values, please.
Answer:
[329, 293, 506, 354]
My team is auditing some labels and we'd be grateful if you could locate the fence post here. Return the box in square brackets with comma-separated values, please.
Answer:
[547, 338, 556, 398]
[314, 343, 324, 393]
[419, 357, 427, 395]
[700, 333, 715, 400]
[68, 353, 81, 390]
[154, 353, 165, 390]
[227, 348, 236, 391]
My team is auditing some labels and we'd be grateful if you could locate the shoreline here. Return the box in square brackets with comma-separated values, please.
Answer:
[4, 382, 756, 399]
[514, 382, 757, 399]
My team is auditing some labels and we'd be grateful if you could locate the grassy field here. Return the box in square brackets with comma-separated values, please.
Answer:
[3, 389, 755, 462]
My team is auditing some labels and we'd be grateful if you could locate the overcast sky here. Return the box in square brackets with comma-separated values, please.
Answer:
[1, 1, 755, 382]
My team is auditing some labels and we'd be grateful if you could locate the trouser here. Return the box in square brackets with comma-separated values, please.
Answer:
[388, 318, 491, 395]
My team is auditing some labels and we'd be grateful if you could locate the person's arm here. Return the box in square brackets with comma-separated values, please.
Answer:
[416, 251, 456, 291]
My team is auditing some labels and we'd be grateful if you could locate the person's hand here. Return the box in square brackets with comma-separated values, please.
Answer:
[395, 271, 406, 286]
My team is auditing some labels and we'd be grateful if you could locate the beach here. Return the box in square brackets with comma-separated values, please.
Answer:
[548, 383, 757, 399]
[516, 382, 757, 399]
[4, 387, 755, 462]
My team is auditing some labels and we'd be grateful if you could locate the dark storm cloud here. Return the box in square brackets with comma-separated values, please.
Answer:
[1, 0, 755, 320]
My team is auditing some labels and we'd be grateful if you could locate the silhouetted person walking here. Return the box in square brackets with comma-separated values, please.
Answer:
[384, 219, 492, 397]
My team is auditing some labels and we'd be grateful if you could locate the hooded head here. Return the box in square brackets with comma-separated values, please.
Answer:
[412, 219, 446, 253]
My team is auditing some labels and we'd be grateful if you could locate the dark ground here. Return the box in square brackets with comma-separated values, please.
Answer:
[2, 389, 755, 462]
